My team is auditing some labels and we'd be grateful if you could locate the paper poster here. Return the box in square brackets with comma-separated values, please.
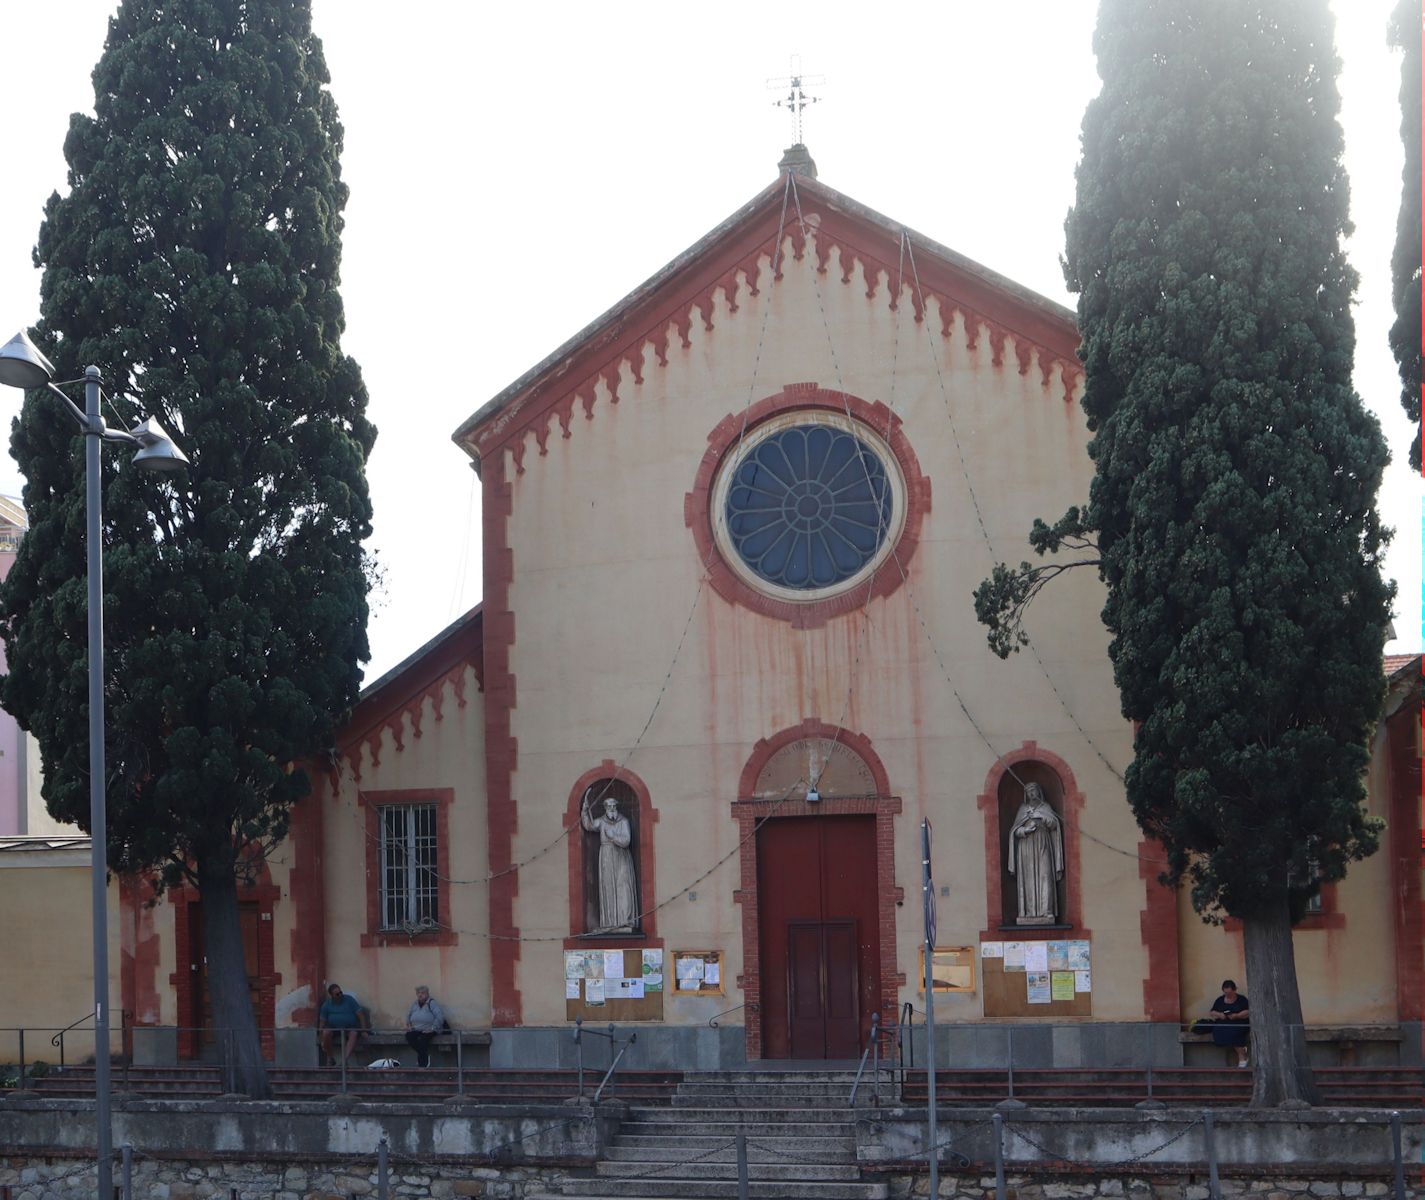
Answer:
[644, 974, 664, 993]
[603, 950, 626, 981]
[1002, 942, 1026, 971]
[564, 951, 586, 979]
[1067, 941, 1091, 971]
[616, 978, 645, 1000]
[1026, 971, 1052, 1003]
[980, 941, 1003, 959]
[565, 979, 581, 1000]
[1050, 971, 1075, 1001]
[585, 979, 605, 1005]
[642, 949, 663, 975]
[1074, 969, 1092, 993]
[583, 954, 604, 980]
[676, 956, 706, 982]
[1023, 942, 1049, 973]
[1047, 941, 1070, 972]
[677, 977, 702, 991]
[704, 961, 720, 987]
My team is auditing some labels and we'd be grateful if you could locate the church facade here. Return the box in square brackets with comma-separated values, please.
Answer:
[16, 160, 1419, 1072]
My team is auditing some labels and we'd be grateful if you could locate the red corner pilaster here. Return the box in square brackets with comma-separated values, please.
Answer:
[1387, 690, 1423, 1021]
[118, 874, 163, 1050]
[484, 455, 523, 1024]
[1137, 836, 1181, 1022]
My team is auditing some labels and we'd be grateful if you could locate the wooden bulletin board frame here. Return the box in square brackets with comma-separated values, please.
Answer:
[670, 949, 724, 996]
[917, 946, 976, 993]
[981, 956, 1091, 1018]
[565, 947, 665, 1022]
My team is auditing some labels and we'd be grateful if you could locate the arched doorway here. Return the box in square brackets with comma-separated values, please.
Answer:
[734, 722, 901, 1061]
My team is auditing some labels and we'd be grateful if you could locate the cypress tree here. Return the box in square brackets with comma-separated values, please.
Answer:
[0, 0, 374, 1098]
[977, 0, 1393, 1106]
[1388, 0, 1421, 471]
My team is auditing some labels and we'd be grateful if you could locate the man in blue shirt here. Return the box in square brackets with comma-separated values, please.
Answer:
[318, 982, 368, 1065]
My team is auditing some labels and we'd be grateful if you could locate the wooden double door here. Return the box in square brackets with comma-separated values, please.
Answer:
[758, 815, 880, 1059]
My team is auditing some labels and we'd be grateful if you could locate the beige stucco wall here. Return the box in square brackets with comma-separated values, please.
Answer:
[499, 226, 1148, 1032]
[1176, 716, 1402, 1025]
[0, 843, 120, 1064]
[321, 667, 490, 1033]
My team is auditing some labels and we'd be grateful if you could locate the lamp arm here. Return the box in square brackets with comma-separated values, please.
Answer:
[45, 382, 88, 429]
[100, 428, 141, 447]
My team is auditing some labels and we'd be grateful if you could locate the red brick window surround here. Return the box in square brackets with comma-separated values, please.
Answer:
[359, 788, 457, 948]
[684, 383, 932, 629]
[564, 762, 661, 950]
[976, 741, 1091, 941]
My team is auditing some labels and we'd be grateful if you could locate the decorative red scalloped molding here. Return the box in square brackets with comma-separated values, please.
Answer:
[684, 383, 932, 629]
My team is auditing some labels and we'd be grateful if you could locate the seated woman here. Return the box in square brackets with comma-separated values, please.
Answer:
[1206, 979, 1250, 1066]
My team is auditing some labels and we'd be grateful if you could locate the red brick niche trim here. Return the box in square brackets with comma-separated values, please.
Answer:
[733, 719, 904, 1061]
[976, 741, 1091, 942]
[357, 788, 457, 948]
[684, 383, 932, 629]
[563, 761, 663, 950]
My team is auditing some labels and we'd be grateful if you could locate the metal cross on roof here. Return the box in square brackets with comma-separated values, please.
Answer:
[767, 55, 824, 146]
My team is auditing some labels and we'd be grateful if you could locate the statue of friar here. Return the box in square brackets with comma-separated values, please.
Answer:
[581, 786, 639, 933]
[1007, 782, 1064, 925]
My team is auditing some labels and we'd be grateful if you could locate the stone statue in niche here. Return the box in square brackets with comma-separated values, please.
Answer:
[1007, 782, 1064, 925]
[581, 785, 639, 933]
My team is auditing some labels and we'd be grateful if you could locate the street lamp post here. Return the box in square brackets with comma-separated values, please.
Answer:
[0, 331, 187, 1200]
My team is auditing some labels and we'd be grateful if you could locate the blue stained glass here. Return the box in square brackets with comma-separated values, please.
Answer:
[724, 424, 894, 591]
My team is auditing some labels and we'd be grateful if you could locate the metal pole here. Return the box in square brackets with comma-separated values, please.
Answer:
[736, 1132, 749, 1200]
[85, 365, 114, 1200]
[1389, 1111, 1405, 1200]
[575, 1017, 584, 1100]
[992, 1111, 1005, 1200]
[455, 1028, 464, 1097]
[17, 1029, 23, 1085]
[921, 818, 938, 1200]
[1007, 1026, 1014, 1099]
[1202, 1110, 1220, 1200]
[871, 1010, 881, 1105]
[340, 1043, 348, 1093]
[121, 1141, 133, 1200]
[377, 1133, 390, 1200]
[1145, 1022, 1153, 1101]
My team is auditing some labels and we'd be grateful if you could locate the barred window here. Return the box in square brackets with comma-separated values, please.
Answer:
[379, 804, 439, 931]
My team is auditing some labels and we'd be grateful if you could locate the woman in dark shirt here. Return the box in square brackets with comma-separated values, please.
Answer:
[1207, 979, 1250, 1066]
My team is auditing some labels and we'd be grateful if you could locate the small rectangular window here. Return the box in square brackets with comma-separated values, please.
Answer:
[379, 803, 439, 931]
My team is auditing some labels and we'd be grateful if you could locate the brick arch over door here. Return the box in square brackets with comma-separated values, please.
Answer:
[977, 741, 1090, 940]
[733, 718, 903, 1060]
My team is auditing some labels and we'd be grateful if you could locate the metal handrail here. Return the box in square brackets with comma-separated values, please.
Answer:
[708, 1002, 749, 1029]
[593, 1031, 637, 1103]
[50, 1010, 98, 1066]
[849, 1011, 881, 1107]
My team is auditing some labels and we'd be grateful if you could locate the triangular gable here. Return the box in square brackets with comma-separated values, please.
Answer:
[452, 173, 1082, 472]
[335, 604, 483, 778]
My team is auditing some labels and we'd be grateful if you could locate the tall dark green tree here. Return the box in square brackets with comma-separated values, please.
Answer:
[1389, 0, 1421, 471]
[0, 0, 374, 1097]
[976, 0, 1393, 1106]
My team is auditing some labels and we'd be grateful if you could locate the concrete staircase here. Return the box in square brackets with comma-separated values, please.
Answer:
[532, 1070, 888, 1200]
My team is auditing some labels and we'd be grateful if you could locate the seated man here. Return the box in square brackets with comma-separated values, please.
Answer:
[318, 982, 368, 1065]
[404, 984, 447, 1068]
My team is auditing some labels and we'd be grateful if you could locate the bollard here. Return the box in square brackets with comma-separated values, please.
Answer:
[736, 1132, 749, 1200]
[1390, 1110, 1405, 1200]
[1203, 1110, 1220, 1200]
[121, 1142, 133, 1200]
[1006, 1026, 1015, 1100]
[870, 1011, 881, 1105]
[378, 1133, 390, 1200]
[992, 1110, 1006, 1200]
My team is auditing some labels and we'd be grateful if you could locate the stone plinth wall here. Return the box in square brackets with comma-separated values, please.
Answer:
[885, 1178, 1413, 1199]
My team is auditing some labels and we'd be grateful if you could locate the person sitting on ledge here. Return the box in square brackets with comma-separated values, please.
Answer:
[1205, 978, 1251, 1067]
[318, 982, 369, 1065]
[404, 984, 447, 1068]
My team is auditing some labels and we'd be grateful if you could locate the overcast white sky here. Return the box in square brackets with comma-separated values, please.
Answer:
[0, 1, 1417, 681]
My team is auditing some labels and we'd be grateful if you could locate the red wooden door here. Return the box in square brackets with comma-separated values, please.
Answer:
[758, 815, 880, 1059]
[787, 920, 860, 1058]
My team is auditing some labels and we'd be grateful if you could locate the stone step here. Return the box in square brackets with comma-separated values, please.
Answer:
[596, 1160, 862, 1182]
[683, 1072, 862, 1083]
[528, 1178, 887, 1199]
[676, 1083, 864, 1099]
[608, 1137, 854, 1161]
[639, 1103, 857, 1120]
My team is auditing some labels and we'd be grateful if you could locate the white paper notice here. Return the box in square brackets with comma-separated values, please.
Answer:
[565, 951, 586, 979]
[677, 977, 701, 991]
[1026, 971, 1052, 1003]
[585, 979, 605, 1005]
[676, 957, 705, 981]
[980, 941, 1003, 959]
[603, 950, 625, 981]
[565, 979, 580, 1000]
[1023, 942, 1049, 973]
[644, 974, 664, 993]
[617, 978, 645, 1000]
[1002, 942, 1026, 971]
[1074, 969, 1092, 993]
[704, 961, 720, 987]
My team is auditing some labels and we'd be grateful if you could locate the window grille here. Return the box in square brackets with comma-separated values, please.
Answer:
[379, 804, 439, 930]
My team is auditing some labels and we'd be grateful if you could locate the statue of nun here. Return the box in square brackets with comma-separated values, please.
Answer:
[581, 786, 638, 933]
[1007, 782, 1064, 925]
